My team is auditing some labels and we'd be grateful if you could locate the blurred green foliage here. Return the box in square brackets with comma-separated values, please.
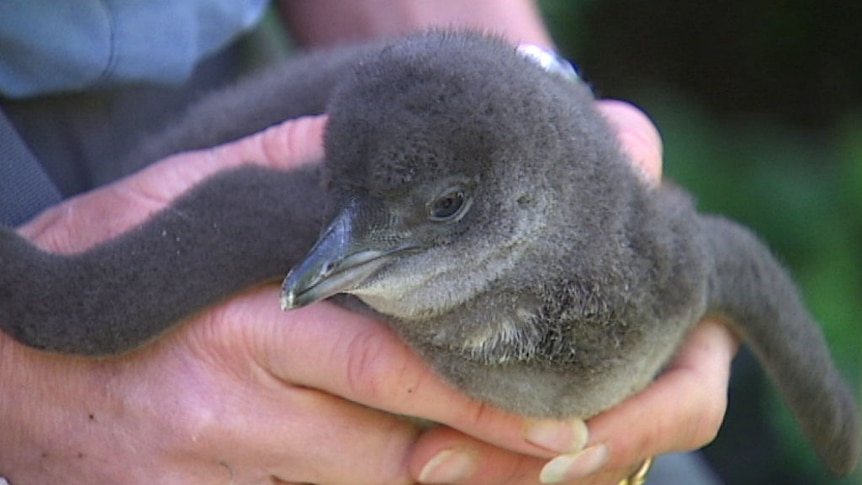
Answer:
[539, 1, 861, 483]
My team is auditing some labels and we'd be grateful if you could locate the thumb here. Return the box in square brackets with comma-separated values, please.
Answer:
[583, 320, 739, 472]
[597, 100, 663, 183]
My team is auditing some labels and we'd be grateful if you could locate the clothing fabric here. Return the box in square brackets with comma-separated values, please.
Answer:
[0, 108, 61, 225]
[0, 0, 268, 98]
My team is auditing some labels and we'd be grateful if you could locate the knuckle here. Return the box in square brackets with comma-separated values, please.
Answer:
[159, 387, 225, 448]
[462, 398, 504, 430]
[343, 328, 417, 405]
[688, 393, 727, 447]
[674, 374, 728, 450]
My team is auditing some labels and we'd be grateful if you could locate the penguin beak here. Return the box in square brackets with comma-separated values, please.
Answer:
[280, 203, 417, 310]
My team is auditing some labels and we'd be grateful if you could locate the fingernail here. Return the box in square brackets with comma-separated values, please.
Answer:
[539, 444, 609, 484]
[418, 448, 476, 483]
[524, 418, 589, 454]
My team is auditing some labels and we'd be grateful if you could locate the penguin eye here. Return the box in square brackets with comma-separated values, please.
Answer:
[428, 189, 470, 222]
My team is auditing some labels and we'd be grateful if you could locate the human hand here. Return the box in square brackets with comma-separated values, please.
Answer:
[0, 114, 587, 484]
[0, 104, 739, 485]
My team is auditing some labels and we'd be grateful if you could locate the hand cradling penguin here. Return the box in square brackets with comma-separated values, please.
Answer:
[0, 31, 857, 477]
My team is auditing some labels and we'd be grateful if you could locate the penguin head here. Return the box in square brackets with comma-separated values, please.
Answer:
[282, 32, 625, 319]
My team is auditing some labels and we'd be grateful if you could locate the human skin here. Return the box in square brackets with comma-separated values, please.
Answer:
[0, 103, 738, 485]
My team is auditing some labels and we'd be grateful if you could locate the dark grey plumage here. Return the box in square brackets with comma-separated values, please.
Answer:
[0, 31, 857, 476]
[0, 166, 323, 353]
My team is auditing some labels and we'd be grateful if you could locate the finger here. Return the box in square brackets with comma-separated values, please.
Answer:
[144, 112, 326, 200]
[232, 286, 584, 461]
[409, 426, 644, 485]
[409, 426, 542, 484]
[596, 100, 663, 183]
[526, 320, 737, 484]
[19, 115, 327, 252]
[582, 320, 739, 472]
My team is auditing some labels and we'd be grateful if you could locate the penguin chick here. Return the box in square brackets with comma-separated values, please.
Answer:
[281, 32, 859, 475]
[0, 31, 856, 475]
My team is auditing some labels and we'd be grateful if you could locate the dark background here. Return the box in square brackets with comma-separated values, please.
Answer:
[537, 1, 861, 483]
